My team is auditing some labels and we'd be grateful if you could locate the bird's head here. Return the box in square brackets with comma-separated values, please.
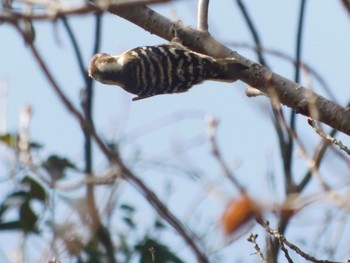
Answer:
[88, 53, 129, 87]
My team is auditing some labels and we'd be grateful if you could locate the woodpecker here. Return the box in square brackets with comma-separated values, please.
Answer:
[88, 41, 247, 101]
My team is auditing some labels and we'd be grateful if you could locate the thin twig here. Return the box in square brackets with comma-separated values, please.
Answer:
[235, 4, 293, 238]
[226, 41, 339, 193]
[228, 42, 336, 102]
[257, 219, 345, 263]
[288, 0, 308, 179]
[122, 110, 206, 144]
[236, 0, 267, 66]
[340, 0, 350, 16]
[84, 13, 118, 263]
[59, 11, 116, 263]
[276, 98, 350, 212]
[247, 233, 267, 263]
[197, 0, 209, 32]
[297, 96, 350, 193]
[294, 0, 308, 84]
[0, 0, 171, 21]
[297, 127, 337, 191]
[61, 16, 89, 83]
[267, 96, 294, 260]
[307, 118, 350, 155]
[206, 116, 246, 195]
[277, 235, 293, 263]
[268, 3, 308, 256]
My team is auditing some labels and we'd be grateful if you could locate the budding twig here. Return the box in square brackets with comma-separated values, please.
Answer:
[257, 219, 345, 263]
[247, 233, 267, 263]
[307, 118, 350, 155]
[206, 116, 246, 195]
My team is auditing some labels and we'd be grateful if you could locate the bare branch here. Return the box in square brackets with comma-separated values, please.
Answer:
[228, 42, 336, 102]
[257, 219, 345, 263]
[287, 0, 308, 196]
[109, 6, 350, 136]
[274, 97, 350, 210]
[340, 0, 350, 16]
[0, 0, 170, 21]
[236, 0, 267, 66]
[3, 4, 349, 135]
[247, 233, 267, 263]
[206, 116, 246, 194]
[277, 235, 293, 263]
[197, 0, 209, 32]
[307, 118, 350, 155]
[0, 4, 99, 21]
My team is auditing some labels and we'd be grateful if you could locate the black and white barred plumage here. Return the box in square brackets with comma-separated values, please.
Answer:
[88, 42, 247, 100]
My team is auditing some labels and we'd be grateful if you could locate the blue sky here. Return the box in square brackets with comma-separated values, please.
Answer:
[1, 0, 350, 262]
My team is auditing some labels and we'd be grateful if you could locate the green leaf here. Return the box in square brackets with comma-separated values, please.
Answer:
[136, 238, 185, 263]
[22, 176, 46, 202]
[154, 219, 166, 230]
[120, 204, 136, 229]
[29, 141, 44, 150]
[84, 236, 103, 263]
[120, 204, 136, 213]
[0, 133, 17, 148]
[119, 233, 131, 260]
[122, 216, 136, 229]
[0, 133, 43, 151]
[0, 177, 45, 233]
[43, 155, 77, 181]
[0, 220, 22, 231]
[6, 190, 28, 199]
[19, 201, 38, 233]
[0, 190, 28, 220]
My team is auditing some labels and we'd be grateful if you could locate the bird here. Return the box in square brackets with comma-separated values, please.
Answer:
[88, 40, 247, 101]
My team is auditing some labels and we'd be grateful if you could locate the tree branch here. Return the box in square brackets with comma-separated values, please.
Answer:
[197, 0, 210, 32]
[110, 5, 350, 137]
[236, 0, 267, 66]
[287, 0, 308, 180]
[5, 4, 349, 137]
[257, 219, 345, 263]
[340, 0, 350, 16]
[61, 16, 89, 83]
[60, 13, 116, 262]
[207, 116, 246, 194]
[0, 0, 169, 21]
[247, 233, 267, 263]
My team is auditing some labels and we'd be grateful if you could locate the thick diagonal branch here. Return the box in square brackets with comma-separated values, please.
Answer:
[111, 5, 350, 137]
[5, 5, 349, 136]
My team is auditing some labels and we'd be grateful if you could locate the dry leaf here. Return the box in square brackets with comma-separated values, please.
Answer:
[221, 195, 259, 235]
